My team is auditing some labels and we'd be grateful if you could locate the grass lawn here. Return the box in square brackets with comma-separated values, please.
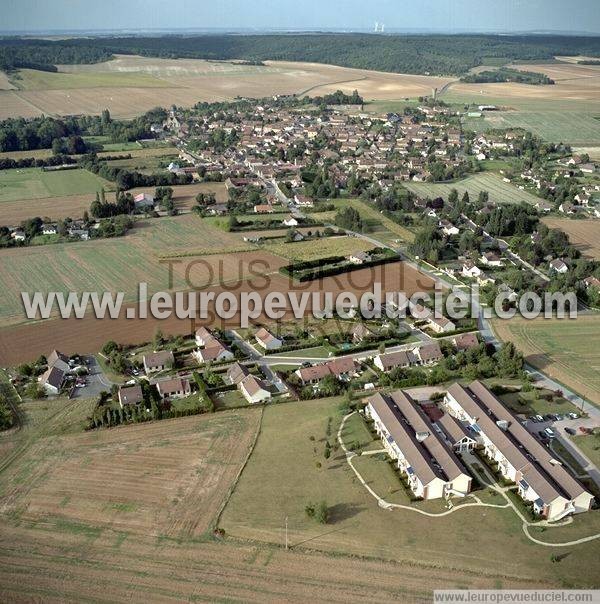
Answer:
[212, 389, 248, 410]
[220, 398, 600, 585]
[83, 136, 143, 152]
[340, 412, 381, 453]
[171, 394, 202, 412]
[275, 346, 333, 359]
[571, 432, 600, 470]
[0, 167, 113, 203]
[403, 173, 540, 206]
[498, 389, 580, 417]
[334, 198, 416, 245]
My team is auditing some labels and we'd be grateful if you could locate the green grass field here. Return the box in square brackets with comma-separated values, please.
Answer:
[275, 346, 332, 359]
[571, 432, 600, 470]
[403, 173, 540, 206]
[0, 167, 113, 203]
[482, 111, 600, 145]
[334, 198, 416, 244]
[10, 69, 172, 90]
[220, 397, 600, 585]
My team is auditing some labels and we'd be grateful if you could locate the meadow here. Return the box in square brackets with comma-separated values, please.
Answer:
[0, 167, 113, 203]
[403, 173, 540, 206]
[542, 218, 600, 260]
[492, 314, 600, 406]
[220, 396, 600, 587]
[0, 406, 453, 602]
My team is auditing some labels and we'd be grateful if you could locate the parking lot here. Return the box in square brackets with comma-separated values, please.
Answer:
[70, 355, 113, 399]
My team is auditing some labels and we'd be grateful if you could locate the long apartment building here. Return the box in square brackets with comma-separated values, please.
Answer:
[445, 381, 594, 521]
[366, 391, 472, 500]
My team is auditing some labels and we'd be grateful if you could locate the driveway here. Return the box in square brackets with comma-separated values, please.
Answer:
[71, 355, 113, 399]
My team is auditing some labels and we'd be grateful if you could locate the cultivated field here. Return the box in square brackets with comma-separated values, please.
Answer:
[0, 54, 454, 119]
[542, 218, 600, 260]
[267, 235, 375, 261]
[0, 214, 261, 324]
[0, 181, 225, 225]
[0, 167, 113, 204]
[403, 173, 540, 205]
[0, 259, 432, 365]
[481, 111, 600, 146]
[221, 396, 600, 587]
[492, 314, 600, 406]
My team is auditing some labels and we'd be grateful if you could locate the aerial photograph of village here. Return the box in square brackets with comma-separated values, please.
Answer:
[0, 0, 600, 601]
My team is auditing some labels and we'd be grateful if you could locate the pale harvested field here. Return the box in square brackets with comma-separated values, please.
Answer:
[0, 91, 43, 119]
[492, 314, 600, 406]
[573, 146, 600, 160]
[445, 62, 600, 104]
[0, 182, 228, 225]
[267, 235, 376, 261]
[0, 214, 262, 324]
[1, 55, 454, 119]
[0, 148, 54, 160]
[542, 217, 600, 259]
[0, 71, 15, 90]
[0, 260, 433, 365]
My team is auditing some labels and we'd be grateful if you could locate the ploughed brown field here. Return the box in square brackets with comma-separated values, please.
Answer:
[0, 182, 227, 225]
[542, 217, 600, 260]
[0, 260, 433, 365]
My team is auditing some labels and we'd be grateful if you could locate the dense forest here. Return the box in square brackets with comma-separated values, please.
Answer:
[461, 68, 554, 85]
[1, 34, 599, 76]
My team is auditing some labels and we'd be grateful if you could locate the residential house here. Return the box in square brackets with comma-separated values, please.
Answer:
[227, 362, 250, 385]
[294, 194, 314, 207]
[413, 343, 443, 365]
[427, 315, 456, 334]
[549, 259, 569, 274]
[118, 384, 144, 408]
[254, 204, 274, 214]
[374, 350, 416, 372]
[348, 251, 371, 265]
[134, 193, 155, 210]
[351, 323, 375, 343]
[462, 260, 482, 279]
[480, 251, 503, 267]
[39, 366, 65, 395]
[239, 375, 271, 404]
[583, 276, 600, 290]
[156, 377, 191, 400]
[295, 363, 331, 384]
[453, 333, 480, 352]
[282, 216, 299, 227]
[194, 340, 234, 364]
[439, 220, 459, 236]
[143, 350, 174, 373]
[195, 327, 215, 347]
[255, 328, 283, 351]
[326, 357, 357, 381]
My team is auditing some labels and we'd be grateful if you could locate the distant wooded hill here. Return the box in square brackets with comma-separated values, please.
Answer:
[1, 34, 599, 76]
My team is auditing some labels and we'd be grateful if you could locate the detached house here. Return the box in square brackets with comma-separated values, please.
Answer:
[134, 193, 155, 210]
[549, 259, 568, 274]
[462, 260, 482, 279]
[255, 328, 283, 351]
[143, 350, 174, 373]
[118, 384, 144, 408]
[156, 377, 191, 400]
[374, 350, 416, 372]
[239, 375, 271, 404]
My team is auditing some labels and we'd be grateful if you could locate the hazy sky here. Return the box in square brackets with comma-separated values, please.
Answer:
[2, 0, 600, 34]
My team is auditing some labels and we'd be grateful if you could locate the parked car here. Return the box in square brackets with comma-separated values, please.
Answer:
[568, 412, 579, 420]
[543, 427, 556, 439]
[529, 415, 539, 423]
[565, 427, 576, 436]
[535, 415, 544, 423]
